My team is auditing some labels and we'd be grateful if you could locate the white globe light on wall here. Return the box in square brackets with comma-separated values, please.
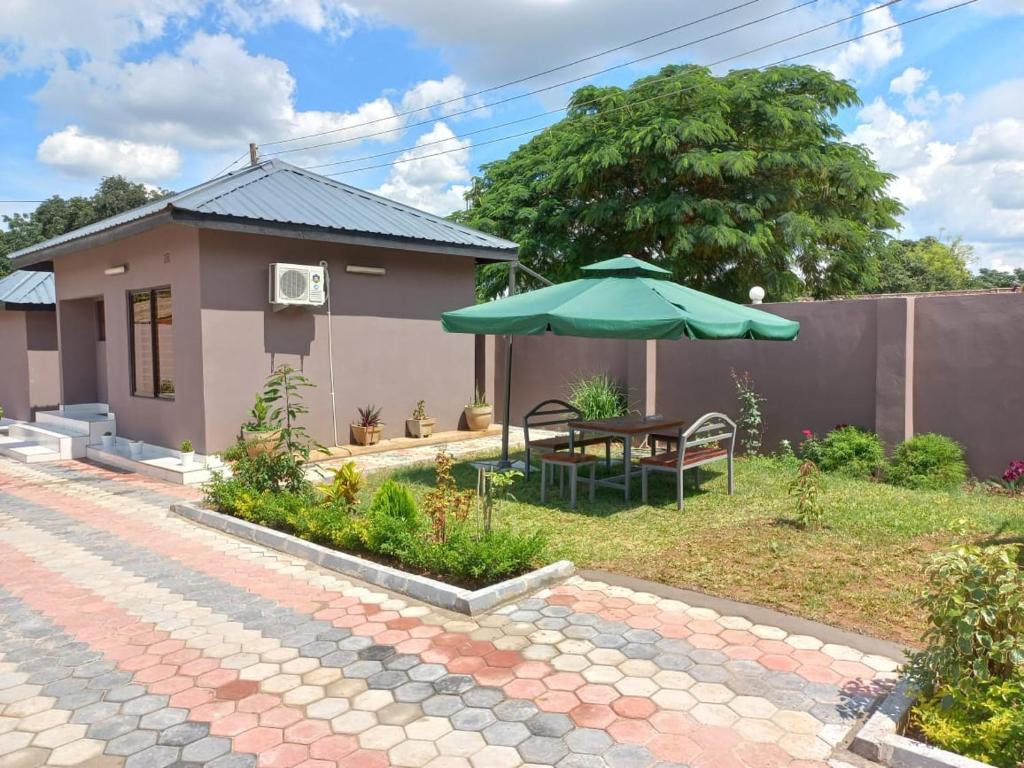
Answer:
[749, 286, 766, 305]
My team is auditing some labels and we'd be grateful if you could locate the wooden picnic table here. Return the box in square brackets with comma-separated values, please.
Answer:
[567, 415, 687, 501]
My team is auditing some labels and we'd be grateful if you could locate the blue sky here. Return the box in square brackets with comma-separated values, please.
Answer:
[2, 0, 1023, 268]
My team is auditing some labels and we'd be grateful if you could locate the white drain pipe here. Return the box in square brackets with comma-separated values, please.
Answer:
[320, 260, 339, 447]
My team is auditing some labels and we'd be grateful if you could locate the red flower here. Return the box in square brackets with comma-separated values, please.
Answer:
[801, 429, 813, 439]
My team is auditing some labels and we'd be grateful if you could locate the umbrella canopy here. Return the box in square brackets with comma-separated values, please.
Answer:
[442, 255, 800, 341]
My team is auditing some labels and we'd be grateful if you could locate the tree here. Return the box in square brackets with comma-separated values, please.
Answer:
[867, 236, 975, 294]
[973, 266, 1024, 289]
[0, 177, 169, 276]
[453, 64, 903, 302]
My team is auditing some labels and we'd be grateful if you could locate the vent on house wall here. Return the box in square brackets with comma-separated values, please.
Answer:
[269, 263, 326, 308]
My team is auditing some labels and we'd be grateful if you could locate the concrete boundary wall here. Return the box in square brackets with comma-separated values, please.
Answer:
[489, 293, 1024, 479]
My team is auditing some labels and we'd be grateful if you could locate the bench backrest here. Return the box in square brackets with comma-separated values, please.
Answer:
[523, 399, 580, 441]
[677, 412, 736, 464]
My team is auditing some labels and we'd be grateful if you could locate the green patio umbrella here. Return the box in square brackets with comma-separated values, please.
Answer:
[442, 255, 800, 464]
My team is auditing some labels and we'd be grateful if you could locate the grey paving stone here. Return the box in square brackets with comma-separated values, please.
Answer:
[88, 713, 140, 740]
[158, 722, 209, 747]
[180, 736, 231, 762]
[567, 613, 601, 627]
[385, 654, 421, 672]
[494, 699, 538, 722]
[482, 721, 530, 746]
[462, 686, 504, 708]
[71, 701, 121, 724]
[541, 606, 573, 618]
[767, 672, 807, 691]
[518, 735, 569, 764]
[359, 645, 397, 662]
[55, 689, 103, 709]
[591, 634, 627, 649]
[537, 618, 569, 631]
[558, 755, 609, 768]
[563, 625, 597, 640]
[688, 650, 727, 666]
[728, 676, 770, 697]
[122, 694, 171, 716]
[451, 707, 497, 731]
[343, 660, 383, 679]
[526, 712, 573, 737]
[300, 641, 337, 658]
[434, 675, 475, 695]
[408, 664, 447, 683]
[207, 753, 258, 768]
[125, 744, 181, 768]
[337, 636, 373, 652]
[368, 670, 409, 690]
[565, 728, 613, 755]
[624, 630, 660, 645]
[393, 681, 435, 703]
[723, 660, 764, 677]
[320, 650, 358, 668]
[108, 729, 160, 756]
[42, 677, 88, 697]
[139, 708, 189, 730]
[604, 744, 655, 768]
[689, 664, 729, 683]
[653, 654, 693, 672]
[621, 643, 659, 660]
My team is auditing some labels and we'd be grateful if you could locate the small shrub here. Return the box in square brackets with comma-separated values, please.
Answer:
[798, 429, 824, 464]
[908, 543, 1024, 696]
[774, 439, 796, 460]
[911, 676, 1024, 768]
[731, 369, 764, 455]
[180, 439, 193, 453]
[887, 434, 968, 491]
[401, 520, 547, 583]
[362, 480, 423, 556]
[356, 404, 383, 428]
[787, 460, 823, 529]
[818, 426, 884, 478]
[318, 462, 363, 508]
[568, 374, 626, 421]
[216, 449, 310, 495]
[423, 451, 474, 543]
[412, 400, 427, 420]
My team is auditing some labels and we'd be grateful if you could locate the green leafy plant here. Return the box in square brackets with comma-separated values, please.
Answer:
[911, 676, 1024, 768]
[731, 369, 764, 455]
[180, 440, 193, 453]
[818, 426, 884, 478]
[468, 386, 489, 408]
[318, 462, 363, 509]
[568, 374, 626, 421]
[361, 479, 422, 556]
[243, 394, 275, 432]
[423, 451, 474, 543]
[787, 460, 824, 529]
[480, 469, 522, 534]
[411, 400, 427, 420]
[263, 365, 321, 462]
[907, 542, 1024, 697]
[213, 449, 309, 495]
[774, 439, 796, 460]
[356, 404, 383, 428]
[798, 429, 825, 464]
[887, 433, 968, 491]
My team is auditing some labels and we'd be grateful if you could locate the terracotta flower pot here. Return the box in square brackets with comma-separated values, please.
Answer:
[352, 424, 383, 446]
[464, 405, 493, 431]
[407, 418, 436, 439]
[241, 428, 280, 458]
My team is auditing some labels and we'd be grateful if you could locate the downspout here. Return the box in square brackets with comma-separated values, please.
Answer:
[320, 260, 339, 447]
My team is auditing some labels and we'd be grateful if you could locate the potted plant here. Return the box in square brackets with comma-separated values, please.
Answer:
[352, 405, 383, 446]
[129, 440, 144, 459]
[406, 400, 437, 439]
[464, 386, 492, 431]
[101, 431, 115, 450]
[241, 394, 280, 458]
[179, 439, 195, 468]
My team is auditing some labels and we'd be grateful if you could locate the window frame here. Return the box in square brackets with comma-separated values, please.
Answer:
[127, 286, 175, 400]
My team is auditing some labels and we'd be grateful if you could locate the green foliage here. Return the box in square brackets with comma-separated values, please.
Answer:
[412, 400, 427, 420]
[568, 374, 627, 421]
[243, 395, 274, 432]
[1, 176, 171, 276]
[818, 426, 884, 478]
[866, 236, 974, 294]
[454, 64, 902, 302]
[180, 440, 193, 453]
[263, 365, 321, 460]
[211, 449, 310, 496]
[887, 434, 968, 491]
[911, 676, 1024, 768]
[318, 462, 363, 508]
[403, 521, 547, 583]
[973, 266, 1024, 289]
[480, 469, 522, 534]
[798, 430, 824, 464]
[788, 460, 823, 529]
[908, 543, 1024, 698]
[424, 451, 475, 543]
[731, 370, 764, 455]
[361, 480, 423, 556]
[468, 386, 489, 408]
[356, 404, 383, 428]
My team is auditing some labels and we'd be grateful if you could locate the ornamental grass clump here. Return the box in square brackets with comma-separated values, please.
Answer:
[567, 374, 627, 420]
[817, 426, 884, 478]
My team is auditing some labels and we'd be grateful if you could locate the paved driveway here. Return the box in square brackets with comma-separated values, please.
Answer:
[0, 458, 897, 768]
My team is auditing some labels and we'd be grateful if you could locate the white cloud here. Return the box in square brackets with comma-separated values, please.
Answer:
[824, 5, 903, 81]
[218, 0, 360, 36]
[37, 126, 181, 180]
[890, 67, 927, 96]
[374, 122, 470, 215]
[850, 81, 1024, 268]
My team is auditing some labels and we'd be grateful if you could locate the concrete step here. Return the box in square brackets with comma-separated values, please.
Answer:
[7, 423, 89, 460]
[0, 436, 62, 463]
[35, 405, 116, 443]
[86, 439, 225, 486]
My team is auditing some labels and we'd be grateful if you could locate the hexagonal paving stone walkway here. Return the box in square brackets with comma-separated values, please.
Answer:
[0, 457, 899, 768]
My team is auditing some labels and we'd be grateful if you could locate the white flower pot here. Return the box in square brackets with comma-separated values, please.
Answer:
[180, 451, 195, 468]
[128, 441, 144, 459]
[101, 435, 115, 450]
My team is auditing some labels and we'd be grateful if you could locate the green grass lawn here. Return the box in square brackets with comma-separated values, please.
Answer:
[366, 452, 1024, 645]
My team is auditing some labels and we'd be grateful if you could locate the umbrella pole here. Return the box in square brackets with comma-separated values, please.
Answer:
[500, 334, 513, 468]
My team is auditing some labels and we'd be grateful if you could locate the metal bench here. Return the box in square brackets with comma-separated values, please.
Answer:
[640, 412, 736, 509]
[523, 399, 612, 480]
[540, 452, 597, 509]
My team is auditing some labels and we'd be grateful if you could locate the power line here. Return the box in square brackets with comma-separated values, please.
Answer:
[0, 200, 45, 204]
[305, 0, 899, 172]
[265, 0, 825, 158]
[321, 0, 975, 179]
[260, 0, 770, 150]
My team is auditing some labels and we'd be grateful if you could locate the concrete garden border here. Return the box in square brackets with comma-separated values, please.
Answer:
[170, 501, 574, 615]
[850, 679, 993, 768]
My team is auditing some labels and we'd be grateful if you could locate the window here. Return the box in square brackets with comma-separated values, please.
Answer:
[129, 287, 174, 399]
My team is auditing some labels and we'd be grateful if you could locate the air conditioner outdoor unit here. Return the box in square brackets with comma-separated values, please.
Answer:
[269, 263, 326, 308]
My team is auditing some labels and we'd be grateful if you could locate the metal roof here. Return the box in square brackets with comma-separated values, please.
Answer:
[0, 270, 55, 306]
[10, 159, 517, 263]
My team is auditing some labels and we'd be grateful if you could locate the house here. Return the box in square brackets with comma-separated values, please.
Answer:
[9, 159, 516, 455]
[0, 271, 60, 421]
